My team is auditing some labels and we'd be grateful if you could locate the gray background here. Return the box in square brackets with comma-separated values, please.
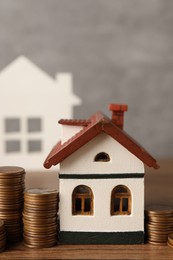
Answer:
[0, 0, 173, 158]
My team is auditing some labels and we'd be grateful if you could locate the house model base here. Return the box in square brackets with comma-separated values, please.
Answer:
[59, 231, 144, 245]
[44, 104, 159, 245]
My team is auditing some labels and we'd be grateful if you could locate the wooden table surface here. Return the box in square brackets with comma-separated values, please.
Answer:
[1, 159, 173, 260]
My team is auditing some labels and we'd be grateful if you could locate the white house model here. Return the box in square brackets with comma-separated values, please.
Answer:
[44, 104, 159, 244]
[0, 56, 81, 171]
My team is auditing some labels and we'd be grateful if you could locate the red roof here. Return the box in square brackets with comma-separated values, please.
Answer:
[43, 111, 159, 170]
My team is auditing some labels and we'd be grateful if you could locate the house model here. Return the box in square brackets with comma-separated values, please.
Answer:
[0, 56, 81, 171]
[44, 104, 159, 244]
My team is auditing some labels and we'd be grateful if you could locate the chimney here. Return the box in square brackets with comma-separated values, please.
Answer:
[108, 104, 128, 130]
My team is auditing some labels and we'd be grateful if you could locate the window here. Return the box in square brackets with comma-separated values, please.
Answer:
[5, 118, 20, 133]
[27, 118, 41, 132]
[3, 117, 43, 154]
[72, 185, 93, 215]
[4, 118, 21, 153]
[27, 118, 42, 152]
[5, 140, 21, 153]
[28, 140, 42, 152]
[94, 152, 110, 162]
[111, 185, 131, 216]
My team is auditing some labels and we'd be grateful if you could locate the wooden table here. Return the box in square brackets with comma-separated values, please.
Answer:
[1, 243, 173, 260]
[1, 159, 173, 260]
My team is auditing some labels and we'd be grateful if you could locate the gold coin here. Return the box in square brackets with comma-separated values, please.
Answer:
[23, 223, 57, 230]
[24, 203, 57, 209]
[23, 236, 57, 244]
[24, 195, 57, 201]
[146, 227, 173, 234]
[145, 216, 173, 223]
[5, 221, 23, 227]
[24, 193, 57, 199]
[24, 240, 57, 249]
[146, 219, 173, 225]
[23, 238, 57, 245]
[23, 235, 57, 243]
[23, 230, 57, 237]
[0, 202, 23, 207]
[23, 229, 57, 237]
[148, 240, 167, 245]
[167, 241, 173, 248]
[24, 198, 58, 204]
[23, 209, 57, 216]
[23, 220, 57, 227]
[0, 201, 23, 205]
[168, 233, 173, 240]
[23, 216, 57, 224]
[147, 235, 168, 242]
[0, 214, 22, 220]
[145, 205, 173, 215]
[23, 222, 57, 230]
[23, 212, 57, 219]
[146, 212, 173, 217]
[23, 240, 57, 247]
[0, 179, 25, 183]
[24, 205, 58, 212]
[147, 232, 169, 238]
[168, 238, 173, 246]
[146, 221, 173, 227]
[146, 228, 173, 234]
[168, 233, 173, 245]
[0, 192, 24, 197]
[25, 188, 58, 196]
[0, 166, 25, 175]
[0, 186, 24, 191]
[25, 198, 58, 203]
[24, 199, 58, 204]
[22, 217, 57, 225]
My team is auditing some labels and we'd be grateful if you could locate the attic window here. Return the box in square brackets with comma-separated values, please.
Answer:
[94, 152, 110, 162]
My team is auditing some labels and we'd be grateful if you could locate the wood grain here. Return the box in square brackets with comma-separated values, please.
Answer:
[1, 243, 173, 260]
[0, 159, 173, 259]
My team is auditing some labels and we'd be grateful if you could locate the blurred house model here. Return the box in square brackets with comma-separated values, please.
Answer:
[0, 56, 81, 171]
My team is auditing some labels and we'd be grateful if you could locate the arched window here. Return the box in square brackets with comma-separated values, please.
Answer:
[72, 185, 93, 215]
[111, 185, 131, 216]
[94, 152, 110, 162]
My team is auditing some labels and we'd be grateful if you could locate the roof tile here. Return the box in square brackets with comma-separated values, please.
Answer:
[44, 111, 159, 170]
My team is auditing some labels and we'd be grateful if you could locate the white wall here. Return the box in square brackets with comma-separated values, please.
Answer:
[60, 132, 145, 232]
[59, 177, 144, 232]
[61, 133, 144, 174]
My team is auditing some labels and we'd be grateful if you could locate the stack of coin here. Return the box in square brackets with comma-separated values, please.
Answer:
[0, 220, 6, 252]
[145, 205, 173, 245]
[167, 233, 173, 248]
[23, 188, 58, 248]
[0, 166, 25, 243]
